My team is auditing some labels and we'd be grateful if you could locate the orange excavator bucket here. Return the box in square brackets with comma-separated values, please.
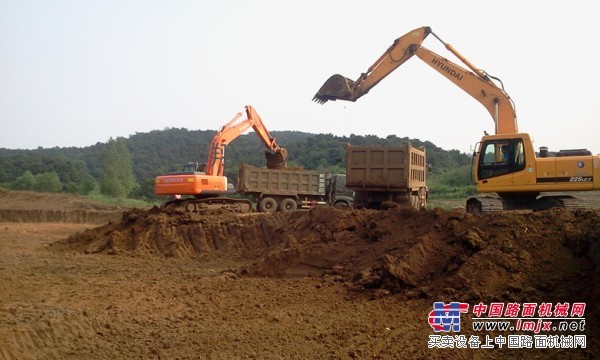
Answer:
[312, 74, 356, 104]
[265, 148, 288, 169]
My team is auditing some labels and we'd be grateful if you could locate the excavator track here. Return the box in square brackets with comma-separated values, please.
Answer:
[163, 197, 253, 214]
[466, 196, 504, 215]
[559, 196, 586, 210]
[534, 195, 586, 211]
[466, 194, 587, 215]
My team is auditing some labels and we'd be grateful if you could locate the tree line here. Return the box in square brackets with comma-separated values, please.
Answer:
[0, 128, 473, 200]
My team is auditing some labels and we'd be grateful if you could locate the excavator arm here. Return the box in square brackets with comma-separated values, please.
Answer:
[245, 105, 289, 169]
[205, 105, 287, 176]
[313, 26, 431, 104]
[313, 26, 517, 134]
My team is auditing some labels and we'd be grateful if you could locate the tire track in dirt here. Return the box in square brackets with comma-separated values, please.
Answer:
[0, 304, 110, 359]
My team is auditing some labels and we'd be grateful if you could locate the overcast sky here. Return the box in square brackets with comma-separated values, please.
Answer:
[1, 1, 599, 155]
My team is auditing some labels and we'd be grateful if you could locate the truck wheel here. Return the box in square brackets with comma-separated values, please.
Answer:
[410, 194, 418, 210]
[418, 187, 428, 210]
[258, 197, 278, 212]
[185, 201, 197, 213]
[279, 198, 297, 212]
[333, 201, 349, 209]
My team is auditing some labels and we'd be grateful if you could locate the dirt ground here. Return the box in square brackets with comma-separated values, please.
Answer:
[0, 191, 599, 359]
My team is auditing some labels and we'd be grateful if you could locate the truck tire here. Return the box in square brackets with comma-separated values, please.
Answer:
[333, 201, 349, 209]
[185, 201, 197, 213]
[258, 197, 278, 212]
[279, 198, 297, 212]
[410, 194, 419, 210]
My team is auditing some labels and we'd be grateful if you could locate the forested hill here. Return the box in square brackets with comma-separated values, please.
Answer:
[0, 128, 471, 199]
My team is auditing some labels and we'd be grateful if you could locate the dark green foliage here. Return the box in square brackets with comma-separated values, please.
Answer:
[9, 170, 36, 190]
[99, 138, 136, 198]
[427, 165, 477, 199]
[8, 170, 64, 193]
[0, 153, 96, 195]
[33, 171, 63, 193]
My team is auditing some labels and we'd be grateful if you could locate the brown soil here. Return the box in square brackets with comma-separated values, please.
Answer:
[0, 191, 598, 359]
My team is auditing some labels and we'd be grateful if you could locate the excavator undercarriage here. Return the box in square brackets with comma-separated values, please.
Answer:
[466, 194, 586, 215]
[162, 196, 254, 214]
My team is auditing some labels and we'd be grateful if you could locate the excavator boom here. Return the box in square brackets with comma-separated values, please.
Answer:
[313, 26, 517, 134]
[410, 45, 517, 134]
[204, 105, 287, 176]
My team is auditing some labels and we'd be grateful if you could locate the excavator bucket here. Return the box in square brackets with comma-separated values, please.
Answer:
[312, 74, 356, 104]
[265, 148, 288, 169]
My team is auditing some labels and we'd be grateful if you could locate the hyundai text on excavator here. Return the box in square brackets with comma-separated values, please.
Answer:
[154, 105, 288, 212]
[314, 26, 599, 214]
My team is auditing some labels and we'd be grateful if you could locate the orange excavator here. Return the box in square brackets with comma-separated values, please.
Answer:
[154, 105, 288, 212]
[314, 26, 599, 214]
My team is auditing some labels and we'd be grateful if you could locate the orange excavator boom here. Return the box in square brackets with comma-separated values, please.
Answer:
[313, 26, 517, 135]
[204, 105, 287, 177]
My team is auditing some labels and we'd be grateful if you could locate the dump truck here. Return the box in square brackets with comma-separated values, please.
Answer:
[237, 164, 353, 212]
[345, 144, 428, 210]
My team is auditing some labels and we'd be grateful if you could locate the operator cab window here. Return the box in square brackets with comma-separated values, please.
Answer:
[478, 139, 525, 180]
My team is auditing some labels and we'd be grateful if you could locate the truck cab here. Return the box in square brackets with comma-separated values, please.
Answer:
[326, 174, 354, 208]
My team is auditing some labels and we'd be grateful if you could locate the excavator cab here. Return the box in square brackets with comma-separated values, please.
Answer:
[182, 162, 204, 173]
[476, 139, 526, 180]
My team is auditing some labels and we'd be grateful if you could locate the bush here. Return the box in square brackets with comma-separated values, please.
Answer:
[428, 165, 476, 199]
[33, 172, 63, 193]
[9, 171, 36, 190]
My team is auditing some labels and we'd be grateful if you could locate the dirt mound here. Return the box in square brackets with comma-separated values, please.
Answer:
[57, 206, 600, 308]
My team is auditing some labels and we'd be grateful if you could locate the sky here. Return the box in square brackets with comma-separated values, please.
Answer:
[1, 0, 599, 155]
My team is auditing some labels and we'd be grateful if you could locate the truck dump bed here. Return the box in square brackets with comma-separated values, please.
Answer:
[238, 164, 325, 196]
[345, 144, 426, 191]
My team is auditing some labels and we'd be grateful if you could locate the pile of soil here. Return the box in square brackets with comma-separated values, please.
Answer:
[58, 206, 600, 308]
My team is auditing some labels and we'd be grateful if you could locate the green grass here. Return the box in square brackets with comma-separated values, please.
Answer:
[84, 193, 155, 208]
[427, 196, 465, 210]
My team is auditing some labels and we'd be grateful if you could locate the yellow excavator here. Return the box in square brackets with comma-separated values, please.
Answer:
[154, 105, 288, 212]
[314, 26, 599, 214]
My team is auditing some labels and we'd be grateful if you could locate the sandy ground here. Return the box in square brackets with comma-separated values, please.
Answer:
[0, 191, 598, 359]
